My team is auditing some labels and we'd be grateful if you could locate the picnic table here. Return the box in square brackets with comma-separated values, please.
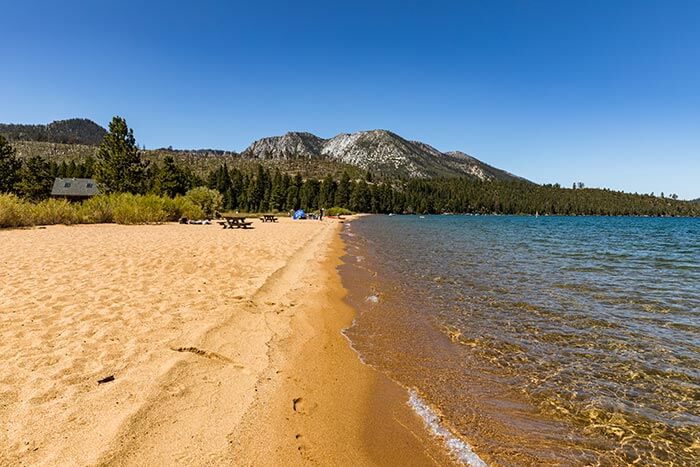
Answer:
[259, 214, 278, 223]
[218, 216, 253, 229]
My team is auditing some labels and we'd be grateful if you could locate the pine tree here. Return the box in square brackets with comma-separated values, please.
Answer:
[269, 170, 286, 211]
[334, 171, 351, 207]
[154, 156, 190, 197]
[94, 116, 147, 193]
[349, 180, 371, 212]
[229, 168, 243, 210]
[285, 185, 299, 211]
[67, 160, 78, 178]
[319, 174, 336, 208]
[16, 155, 53, 200]
[248, 164, 267, 212]
[0, 135, 21, 193]
[300, 179, 320, 210]
[58, 161, 69, 177]
[79, 156, 96, 178]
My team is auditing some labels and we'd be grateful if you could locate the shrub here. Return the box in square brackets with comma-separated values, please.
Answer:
[32, 198, 81, 225]
[79, 195, 114, 224]
[170, 196, 205, 220]
[111, 193, 170, 224]
[0, 194, 33, 228]
[185, 187, 223, 217]
[326, 206, 353, 216]
[1, 192, 212, 229]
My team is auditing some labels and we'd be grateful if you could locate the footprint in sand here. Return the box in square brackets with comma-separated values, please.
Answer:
[295, 433, 313, 461]
[292, 397, 317, 415]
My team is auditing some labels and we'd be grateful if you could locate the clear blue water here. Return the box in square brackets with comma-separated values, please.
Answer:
[341, 215, 700, 466]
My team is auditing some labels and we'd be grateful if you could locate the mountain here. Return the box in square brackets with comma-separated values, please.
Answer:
[243, 132, 325, 160]
[3, 118, 525, 181]
[0, 118, 107, 146]
[242, 129, 525, 181]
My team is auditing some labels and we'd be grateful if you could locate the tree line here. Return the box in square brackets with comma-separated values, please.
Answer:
[1, 116, 697, 217]
[0, 118, 107, 145]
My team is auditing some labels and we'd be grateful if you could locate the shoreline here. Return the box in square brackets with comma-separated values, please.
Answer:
[0, 217, 452, 465]
[339, 219, 488, 466]
[231, 217, 455, 465]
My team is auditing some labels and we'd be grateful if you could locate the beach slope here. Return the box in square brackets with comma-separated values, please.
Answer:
[0, 219, 448, 465]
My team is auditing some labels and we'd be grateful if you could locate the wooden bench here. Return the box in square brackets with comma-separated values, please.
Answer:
[219, 216, 253, 229]
[259, 214, 278, 223]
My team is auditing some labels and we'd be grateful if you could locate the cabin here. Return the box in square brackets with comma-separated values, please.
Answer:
[50, 178, 99, 201]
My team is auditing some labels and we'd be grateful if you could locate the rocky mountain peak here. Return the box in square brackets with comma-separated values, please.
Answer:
[242, 129, 526, 181]
[241, 131, 325, 160]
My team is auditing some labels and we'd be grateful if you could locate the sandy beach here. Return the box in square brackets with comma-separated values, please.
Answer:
[0, 218, 451, 466]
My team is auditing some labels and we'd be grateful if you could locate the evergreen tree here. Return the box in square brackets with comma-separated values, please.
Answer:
[350, 180, 371, 212]
[67, 160, 78, 178]
[0, 135, 21, 193]
[285, 185, 300, 211]
[154, 156, 190, 197]
[81, 156, 96, 178]
[229, 167, 243, 210]
[207, 163, 233, 207]
[300, 179, 320, 210]
[269, 170, 286, 211]
[94, 116, 147, 193]
[57, 161, 69, 178]
[16, 155, 53, 200]
[319, 174, 336, 208]
[261, 165, 273, 210]
[334, 171, 351, 207]
[197, 166, 699, 217]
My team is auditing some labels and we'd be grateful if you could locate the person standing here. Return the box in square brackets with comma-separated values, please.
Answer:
[319, 208, 324, 221]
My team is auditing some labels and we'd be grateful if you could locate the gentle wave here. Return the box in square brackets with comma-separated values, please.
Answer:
[408, 390, 487, 467]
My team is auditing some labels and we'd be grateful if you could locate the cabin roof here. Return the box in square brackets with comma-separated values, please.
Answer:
[51, 178, 99, 197]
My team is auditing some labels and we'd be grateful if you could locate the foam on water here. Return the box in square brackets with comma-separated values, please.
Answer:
[340, 320, 367, 365]
[408, 389, 487, 466]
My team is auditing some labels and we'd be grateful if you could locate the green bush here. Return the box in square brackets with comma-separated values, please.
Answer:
[170, 196, 205, 219]
[32, 198, 81, 225]
[0, 192, 214, 229]
[79, 195, 114, 224]
[0, 194, 33, 228]
[110, 193, 170, 224]
[185, 187, 223, 217]
[326, 206, 353, 216]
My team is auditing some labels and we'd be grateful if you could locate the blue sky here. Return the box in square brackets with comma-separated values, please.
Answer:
[2, 1, 699, 199]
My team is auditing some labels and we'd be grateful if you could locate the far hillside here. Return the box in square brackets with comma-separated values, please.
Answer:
[11, 140, 365, 180]
[0, 118, 107, 146]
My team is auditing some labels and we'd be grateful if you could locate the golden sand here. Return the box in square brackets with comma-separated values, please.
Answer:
[0, 218, 451, 465]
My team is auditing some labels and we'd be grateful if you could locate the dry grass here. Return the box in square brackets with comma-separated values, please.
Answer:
[0, 192, 209, 228]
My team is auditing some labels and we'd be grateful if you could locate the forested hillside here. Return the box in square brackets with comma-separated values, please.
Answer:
[0, 119, 107, 145]
[1, 117, 696, 217]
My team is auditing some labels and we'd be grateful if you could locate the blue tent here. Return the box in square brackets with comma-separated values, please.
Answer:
[293, 209, 305, 220]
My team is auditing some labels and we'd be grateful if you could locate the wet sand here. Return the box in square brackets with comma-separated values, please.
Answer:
[0, 218, 450, 465]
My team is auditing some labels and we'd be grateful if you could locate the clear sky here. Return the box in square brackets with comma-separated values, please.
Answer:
[2, 1, 699, 199]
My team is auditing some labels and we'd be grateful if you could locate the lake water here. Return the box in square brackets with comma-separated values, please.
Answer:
[340, 215, 699, 466]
